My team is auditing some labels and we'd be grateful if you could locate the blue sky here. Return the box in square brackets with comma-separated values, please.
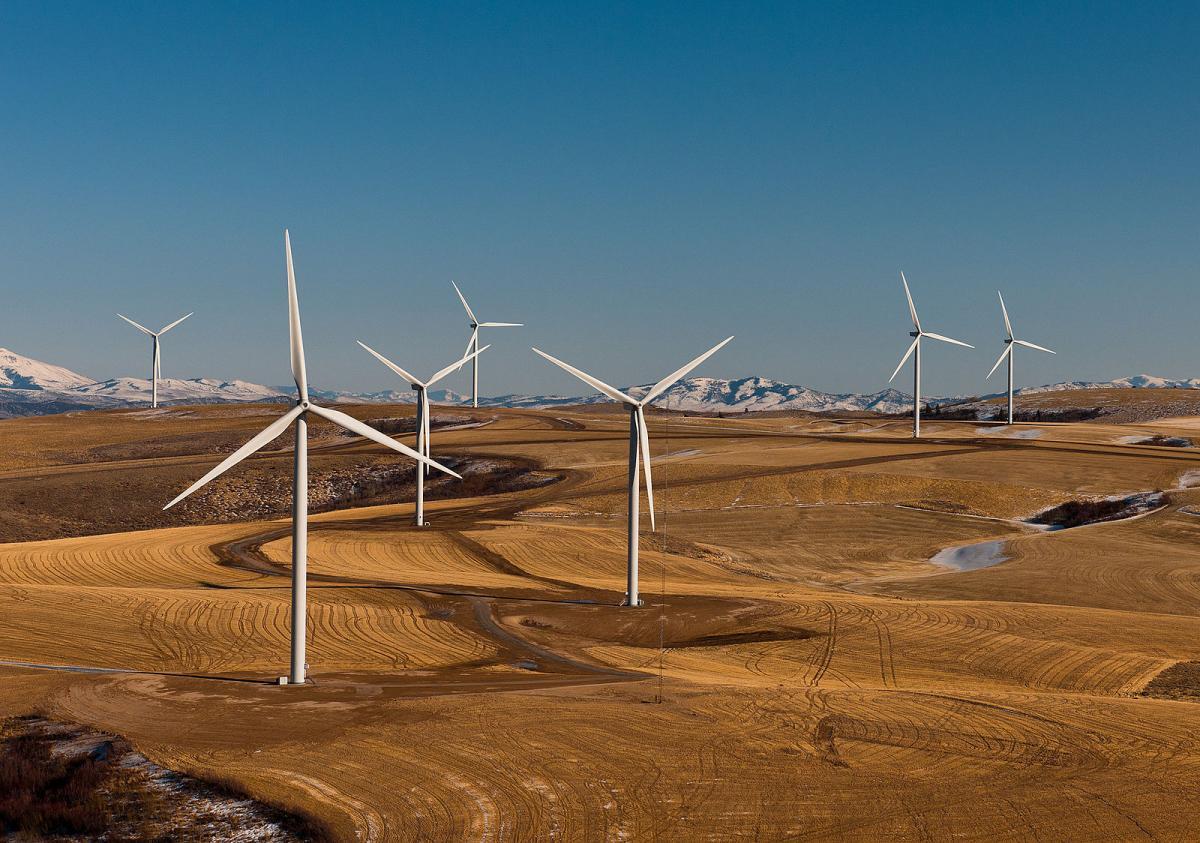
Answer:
[1, 2, 1196, 397]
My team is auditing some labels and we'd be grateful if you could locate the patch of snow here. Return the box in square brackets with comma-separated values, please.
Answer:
[930, 540, 1010, 571]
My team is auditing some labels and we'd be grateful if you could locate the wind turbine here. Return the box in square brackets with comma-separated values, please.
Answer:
[532, 336, 733, 607]
[986, 291, 1056, 424]
[116, 311, 193, 408]
[164, 231, 460, 686]
[451, 281, 521, 408]
[888, 272, 974, 438]
[356, 341, 489, 526]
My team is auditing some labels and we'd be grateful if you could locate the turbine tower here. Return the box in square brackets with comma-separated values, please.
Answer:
[117, 311, 193, 408]
[986, 291, 1056, 424]
[451, 281, 521, 408]
[164, 231, 459, 686]
[356, 341, 488, 526]
[888, 272, 974, 438]
[532, 336, 733, 607]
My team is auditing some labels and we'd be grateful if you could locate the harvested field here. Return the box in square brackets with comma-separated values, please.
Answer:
[1, 404, 1199, 839]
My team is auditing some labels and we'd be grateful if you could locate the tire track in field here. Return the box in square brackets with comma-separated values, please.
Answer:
[810, 602, 839, 686]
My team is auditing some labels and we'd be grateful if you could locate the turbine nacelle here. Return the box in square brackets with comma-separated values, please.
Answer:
[888, 273, 974, 385]
[356, 340, 489, 525]
[161, 231, 466, 685]
[452, 280, 522, 407]
[531, 335, 733, 606]
[986, 290, 1056, 380]
[889, 272, 973, 439]
[164, 232, 462, 514]
[117, 311, 193, 407]
[532, 335, 734, 532]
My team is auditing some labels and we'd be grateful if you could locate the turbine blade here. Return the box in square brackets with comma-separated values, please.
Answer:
[889, 338, 919, 382]
[530, 347, 638, 405]
[308, 404, 461, 479]
[356, 341, 424, 387]
[922, 331, 974, 349]
[285, 230, 308, 400]
[477, 322, 523, 328]
[900, 271, 921, 332]
[158, 312, 193, 335]
[415, 390, 426, 454]
[641, 336, 734, 405]
[637, 407, 655, 531]
[164, 405, 304, 509]
[117, 314, 154, 336]
[451, 280, 477, 324]
[1013, 339, 1055, 354]
[428, 344, 490, 387]
[461, 327, 478, 365]
[986, 345, 1011, 379]
[423, 397, 432, 476]
[153, 339, 161, 381]
[997, 291, 1012, 339]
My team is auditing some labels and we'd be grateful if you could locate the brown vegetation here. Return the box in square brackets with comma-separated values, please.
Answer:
[0, 716, 330, 841]
[0, 405, 1198, 838]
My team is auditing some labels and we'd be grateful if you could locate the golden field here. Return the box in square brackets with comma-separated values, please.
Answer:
[1, 396, 1199, 840]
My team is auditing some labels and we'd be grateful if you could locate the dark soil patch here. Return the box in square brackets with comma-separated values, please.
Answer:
[503, 596, 818, 651]
[1031, 498, 1131, 528]
[1030, 493, 1165, 529]
[670, 628, 816, 648]
[919, 404, 1108, 422]
[337, 414, 475, 438]
[0, 715, 331, 841]
[1140, 661, 1200, 702]
[174, 457, 560, 523]
[1138, 435, 1193, 448]
[0, 455, 561, 543]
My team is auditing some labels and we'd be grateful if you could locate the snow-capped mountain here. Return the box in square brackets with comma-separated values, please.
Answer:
[628, 377, 912, 414]
[0, 348, 291, 417]
[2, 346, 1200, 419]
[290, 387, 468, 405]
[0, 348, 95, 391]
[1017, 374, 1200, 394]
[75, 377, 288, 404]
[346, 377, 913, 414]
[204, 376, 912, 413]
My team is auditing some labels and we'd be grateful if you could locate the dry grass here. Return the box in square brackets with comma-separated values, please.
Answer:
[0, 406, 1198, 838]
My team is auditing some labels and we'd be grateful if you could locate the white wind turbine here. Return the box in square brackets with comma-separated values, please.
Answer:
[986, 291, 1056, 424]
[888, 272, 974, 438]
[356, 341, 489, 526]
[451, 281, 521, 407]
[116, 311, 193, 408]
[164, 231, 460, 686]
[532, 337, 733, 607]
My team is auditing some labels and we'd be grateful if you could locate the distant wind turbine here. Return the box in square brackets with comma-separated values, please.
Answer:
[164, 231, 460, 686]
[532, 337, 733, 607]
[116, 311, 193, 408]
[986, 291, 1056, 424]
[451, 281, 521, 408]
[888, 272, 974, 438]
[356, 341, 489, 526]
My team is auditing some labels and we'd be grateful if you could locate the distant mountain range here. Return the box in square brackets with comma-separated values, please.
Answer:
[0, 346, 1197, 419]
